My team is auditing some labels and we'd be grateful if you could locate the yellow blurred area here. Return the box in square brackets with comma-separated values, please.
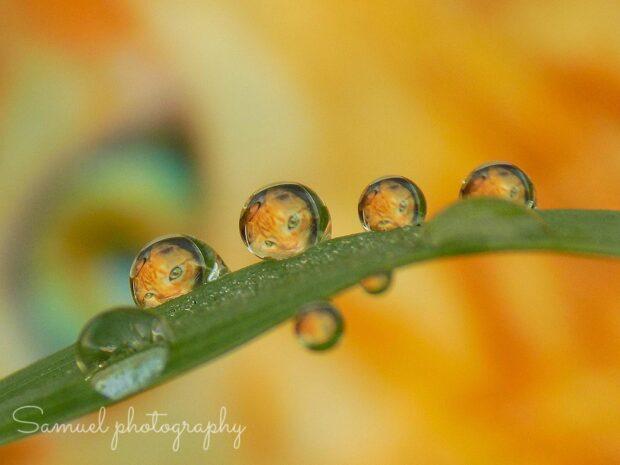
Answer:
[1, 1, 620, 464]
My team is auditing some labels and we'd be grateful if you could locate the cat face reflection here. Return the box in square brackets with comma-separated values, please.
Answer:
[462, 167, 526, 203]
[244, 187, 315, 259]
[361, 180, 416, 231]
[131, 241, 203, 308]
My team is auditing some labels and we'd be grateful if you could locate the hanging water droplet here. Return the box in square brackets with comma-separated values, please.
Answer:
[130, 234, 229, 308]
[358, 176, 426, 232]
[460, 162, 536, 208]
[239, 182, 331, 260]
[360, 271, 392, 294]
[294, 301, 344, 351]
[75, 307, 173, 400]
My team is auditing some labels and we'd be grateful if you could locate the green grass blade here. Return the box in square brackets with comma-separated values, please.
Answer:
[1, 198, 619, 445]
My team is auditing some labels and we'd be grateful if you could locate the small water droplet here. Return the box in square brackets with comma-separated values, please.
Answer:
[358, 176, 426, 232]
[76, 307, 173, 400]
[130, 234, 228, 308]
[360, 271, 392, 294]
[460, 162, 536, 208]
[294, 301, 344, 351]
[239, 182, 331, 260]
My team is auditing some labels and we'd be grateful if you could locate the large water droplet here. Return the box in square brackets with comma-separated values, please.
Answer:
[76, 307, 173, 399]
[460, 162, 536, 208]
[358, 176, 426, 232]
[239, 182, 331, 260]
[130, 234, 228, 308]
[294, 301, 343, 351]
[360, 271, 392, 294]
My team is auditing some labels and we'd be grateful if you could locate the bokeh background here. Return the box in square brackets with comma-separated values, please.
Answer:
[1, 1, 620, 464]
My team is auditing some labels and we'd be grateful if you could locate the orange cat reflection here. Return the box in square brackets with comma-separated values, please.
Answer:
[131, 242, 202, 308]
[462, 167, 526, 203]
[244, 188, 315, 259]
[361, 180, 415, 231]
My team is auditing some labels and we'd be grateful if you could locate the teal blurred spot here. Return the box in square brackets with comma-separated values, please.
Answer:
[7, 128, 204, 354]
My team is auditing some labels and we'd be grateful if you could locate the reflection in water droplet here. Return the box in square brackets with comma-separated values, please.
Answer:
[358, 176, 426, 232]
[357, 176, 425, 295]
[294, 301, 344, 351]
[460, 162, 536, 208]
[360, 271, 392, 294]
[76, 307, 173, 399]
[130, 234, 228, 308]
[239, 182, 331, 260]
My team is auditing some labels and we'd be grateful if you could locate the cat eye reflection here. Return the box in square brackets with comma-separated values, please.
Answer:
[169, 266, 183, 281]
[129, 234, 229, 309]
[288, 213, 300, 230]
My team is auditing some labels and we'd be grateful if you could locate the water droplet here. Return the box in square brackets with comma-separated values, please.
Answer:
[294, 301, 343, 351]
[357, 177, 424, 295]
[358, 176, 426, 232]
[460, 162, 536, 208]
[130, 234, 229, 308]
[239, 182, 331, 260]
[360, 271, 392, 294]
[75, 307, 173, 400]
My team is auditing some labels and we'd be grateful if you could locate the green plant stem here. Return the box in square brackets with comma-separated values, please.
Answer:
[1, 198, 619, 445]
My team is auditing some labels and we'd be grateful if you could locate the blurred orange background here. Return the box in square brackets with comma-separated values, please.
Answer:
[1, 1, 620, 464]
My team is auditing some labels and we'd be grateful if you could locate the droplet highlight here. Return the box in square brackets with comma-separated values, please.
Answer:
[130, 234, 228, 308]
[360, 271, 392, 294]
[239, 182, 331, 260]
[294, 301, 344, 351]
[358, 176, 426, 232]
[76, 307, 173, 400]
[460, 162, 536, 208]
